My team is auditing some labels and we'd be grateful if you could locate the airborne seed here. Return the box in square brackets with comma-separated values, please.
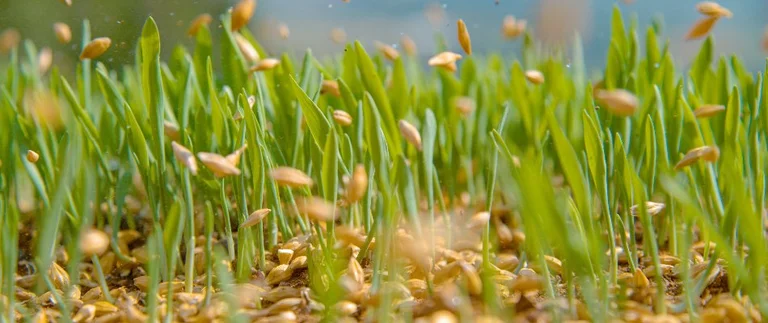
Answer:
[398, 120, 422, 151]
[80, 37, 112, 60]
[270, 167, 313, 187]
[595, 89, 639, 116]
[26, 150, 39, 163]
[457, 19, 472, 55]
[685, 16, 719, 41]
[525, 70, 545, 84]
[231, 0, 256, 31]
[241, 208, 271, 228]
[171, 141, 198, 175]
[53, 23, 72, 44]
[250, 58, 281, 72]
[332, 110, 353, 126]
[188, 13, 213, 36]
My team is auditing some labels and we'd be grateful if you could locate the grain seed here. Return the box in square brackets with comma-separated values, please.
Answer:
[633, 268, 650, 288]
[347, 257, 365, 286]
[525, 70, 545, 84]
[295, 197, 336, 222]
[188, 13, 213, 36]
[26, 150, 39, 163]
[163, 120, 180, 141]
[333, 110, 352, 127]
[595, 89, 639, 116]
[235, 34, 260, 62]
[171, 141, 198, 175]
[334, 300, 357, 316]
[330, 28, 347, 44]
[59, 0, 72, 6]
[375, 41, 400, 61]
[250, 58, 281, 72]
[0, 29, 20, 53]
[454, 96, 475, 117]
[72, 304, 96, 322]
[52, 23, 72, 45]
[241, 208, 271, 228]
[225, 144, 248, 167]
[467, 211, 491, 230]
[398, 120, 422, 151]
[502, 15, 527, 39]
[277, 249, 294, 265]
[266, 264, 293, 285]
[270, 167, 313, 187]
[696, 2, 732, 18]
[197, 152, 242, 177]
[288, 255, 308, 270]
[428, 51, 462, 71]
[674, 146, 720, 170]
[401, 35, 417, 57]
[321, 80, 341, 97]
[80, 229, 110, 257]
[685, 16, 719, 41]
[345, 164, 367, 203]
[231, 0, 256, 31]
[49, 262, 70, 289]
[630, 201, 666, 216]
[693, 104, 725, 118]
[36, 47, 52, 75]
[278, 23, 290, 40]
[457, 19, 472, 55]
[80, 37, 112, 60]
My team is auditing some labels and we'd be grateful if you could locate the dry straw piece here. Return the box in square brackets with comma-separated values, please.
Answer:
[79, 229, 110, 257]
[197, 152, 242, 177]
[171, 141, 198, 175]
[330, 28, 347, 44]
[241, 208, 271, 228]
[278, 23, 290, 40]
[398, 120, 422, 151]
[26, 150, 40, 163]
[188, 13, 213, 36]
[400, 35, 417, 57]
[346, 164, 368, 203]
[675, 145, 720, 170]
[502, 15, 527, 39]
[231, 0, 256, 31]
[332, 110, 352, 126]
[80, 37, 112, 60]
[321, 80, 341, 97]
[696, 1, 732, 18]
[595, 89, 639, 117]
[250, 58, 281, 72]
[457, 19, 472, 55]
[270, 166, 314, 188]
[53, 23, 72, 44]
[693, 104, 725, 118]
[235, 34, 260, 62]
[296, 197, 336, 222]
[686, 16, 719, 41]
[428, 51, 462, 71]
[525, 70, 545, 85]
[0, 29, 21, 54]
[374, 41, 400, 61]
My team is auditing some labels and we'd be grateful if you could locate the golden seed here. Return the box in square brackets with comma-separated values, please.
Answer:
[266, 264, 293, 285]
[544, 255, 563, 274]
[188, 13, 213, 36]
[674, 145, 720, 170]
[335, 226, 366, 247]
[400, 35, 418, 58]
[235, 33, 260, 62]
[59, 0, 72, 6]
[241, 208, 271, 228]
[250, 58, 281, 72]
[713, 298, 748, 322]
[92, 301, 119, 315]
[347, 257, 365, 286]
[467, 211, 491, 230]
[278, 23, 290, 40]
[295, 196, 337, 222]
[277, 249, 294, 265]
[431, 310, 458, 323]
[80, 228, 110, 257]
[100, 252, 116, 274]
[502, 15, 527, 39]
[321, 80, 341, 97]
[330, 28, 347, 44]
[595, 89, 639, 117]
[459, 262, 482, 295]
[457, 19, 472, 55]
[333, 110, 352, 127]
[163, 120, 180, 141]
[0, 28, 21, 53]
[686, 16, 719, 41]
[53, 23, 71, 44]
[26, 150, 39, 163]
[48, 262, 70, 289]
[424, 3, 445, 26]
[270, 166, 313, 187]
[630, 201, 666, 216]
[289, 255, 308, 270]
[225, 144, 248, 167]
[80, 37, 112, 60]
[197, 152, 242, 178]
[496, 254, 520, 270]
[454, 96, 475, 117]
[72, 304, 96, 323]
[525, 70, 545, 84]
[696, 2, 732, 18]
[428, 51, 462, 71]
[374, 41, 400, 61]
[693, 104, 725, 118]
[700, 308, 726, 323]
[509, 275, 543, 292]
[171, 141, 198, 176]
[36, 47, 52, 75]
[334, 300, 357, 316]
[633, 268, 650, 288]
[231, 0, 256, 31]
[398, 120, 422, 151]
[345, 164, 367, 203]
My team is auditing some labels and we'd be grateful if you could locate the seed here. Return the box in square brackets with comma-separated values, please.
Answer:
[49, 262, 70, 289]
[630, 201, 666, 216]
[700, 308, 726, 323]
[496, 254, 520, 270]
[231, 0, 256, 31]
[59, 0, 72, 6]
[266, 264, 293, 285]
[345, 164, 367, 203]
[502, 15, 527, 39]
[713, 298, 748, 322]
[277, 249, 294, 265]
[330, 28, 347, 44]
[241, 208, 271, 228]
[424, 3, 445, 26]
[80, 37, 111, 60]
[544, 255, 563, 274]
[80, 229, 110, 257]
[171, 141, 198, 175]
[225, 144, 248, 167]
[250, 58, 281, 72]
[100, 252, 116, 274]
[35, 47, 53, 75]
[0, 29, 21, 53]
[685, 16, 719, 41]
[467, 211, 491, 230]
[188, 13, 213, 36]
[321, 80, 341, 97]
[270, 166, 313, 187]
[454, 96, 475, 117]
[693, 104, 725, 118]
[633, 268, 650, 288]
[374, 41, 400, 61]
[235, 34, 260, 62]
[197, 152, 241, 178]
[525, 70, 545, 84]
[334, 300, 357, 316]
[264, 286, 300, 303]
[162, 121, 180, 141]
[398, 120, 422, 151]
[268, 297, 302, 314]
[595, 89, 639, 117]
[26, 150, 39, 163]
[278, 23, 290, 40]
[674, 146, 719, 170]
[289, 255, 308, 270]
[428, 51, 462, 71]
[401, 35, 417, 57]
[456, 19, 472, 55]
[92, 301, 119, 315]
[431, 310, 458, 323]
[696, 2, 732, 18]
[332, 110, 352, 127]
[295, 196, 336, 222]
[458, 262, 482, 295]
[72, 304, 96, 322]
[347, 257, 365, 286]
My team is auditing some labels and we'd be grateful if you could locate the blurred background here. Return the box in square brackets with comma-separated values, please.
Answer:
[1, 0, 766, 74]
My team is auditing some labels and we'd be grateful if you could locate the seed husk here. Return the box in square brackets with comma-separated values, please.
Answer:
[0, 29, 21, 53]
[80, 37, 111, 60]
[188, 13, 213, 36]
[26, 150, 39, 163]
[250, 58, 281, 72]
[235, 34, 260, 62]
[225, 144, 248, 167]
[345, 164, 367, 203]
[295, 197, 336, 222]
[330, 28, 347, 44]
[171, 141, 198, 175]
[38, 48, 52, 74]
[270, 167, 313, 187]
[241, 208, 271, 228]
[80, 229, 110, 257]
[457, 19, 472, 55]
[595, 89, 639, 116]
[398, 120, 422, 151]
[502, 15, 527, 39]
[674, 146, 720, 170]
[696, 2, 732, 18]
[278, 23, 290, 40]
[231, 0, 256, 31]
[333, 110, 352, 126]
[321, 80, 341, 97]
[685, 16, 719, 41]
[401, 35, 417, 57]
[428, 51, 462, 71]
[197, 152, 242, 178]
[693, 104, 725, 118]
[374, 41, 400, 61]
[525, 70, 545, 84]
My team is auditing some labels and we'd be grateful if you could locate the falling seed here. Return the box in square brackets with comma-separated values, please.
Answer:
[502, 15, 527, 39]
[374, 41, 400, 61]
[467, 211, 491, 230]
[457, 19, 472, 55]
[346, 164, 367, 203]
[685, 16, 719, 41]
[270, 166, 314, 188]
[400, 35, 417, 57]
[235, 34, 260, 62]
[231, 0, 256, 31]
[424, 2, 445, 26]
[59, 0, 72, 6]
[79, 229, 110, 257]
[53, 23, 72, 44]
[330, 28, 347, 44]
[296, 197, 336, 222]
[428, 51, 462, 72]
[26, 150, 39, 163]
[332, 110, 352, 127]
[197, 152, 242, 178]
[0, 28, 21, 54]
[171, 141, 198, 175]
[278, 23, 290, 40]
[696, 2, 732, 18]
[79, 37, 112, 60]
[454, 96, 475, 117]
[250, 58, 281, 72]
[241, 208, 271, 228]
[163, 121, 180, 141]
[188, 13, 213, 36]
[225, 144, 248, 167]
[525, 70, 545, 85]
[321, 80, 341, 97]
[674, 145, 720, 170]
[595, 89, 639, 117]
[398, 120, 422, 151]
[37, 48, 53, 75]
[693, 104, 725, 118]
[630, 201, 666, 216]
